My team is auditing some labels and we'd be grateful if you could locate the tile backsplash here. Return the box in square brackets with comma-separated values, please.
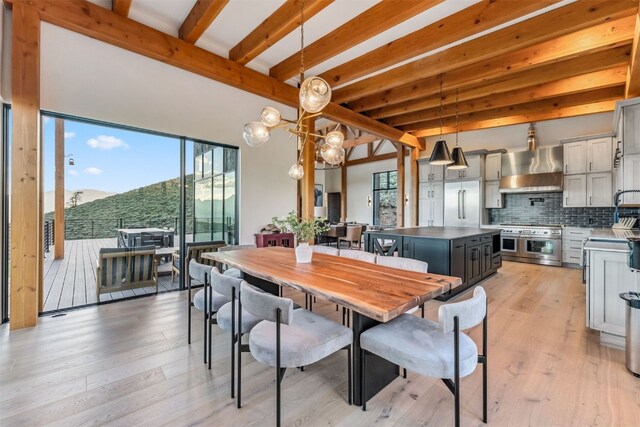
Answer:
[488, 192, 640, 228]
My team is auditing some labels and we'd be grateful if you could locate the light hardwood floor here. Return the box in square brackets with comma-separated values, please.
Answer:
[1, 261, 638, 426]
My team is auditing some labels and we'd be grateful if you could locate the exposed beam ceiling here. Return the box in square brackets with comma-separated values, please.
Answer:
[318, 0, 558, 88]
[332, 0, 637, 103]
[179, 0, 229, 44]
[401, 86, 624, 133]
[345, 150, 408, 167]
[19, 0, 420, 149]
[342, 134, 378, 149]
[111, 0, 131, 17]
[626, 10, 640, 97]
[414, 101, 617, 138]
[269, 0, 444, 81]
[351, 16, 636, 114]
[229, 0, 333, 66]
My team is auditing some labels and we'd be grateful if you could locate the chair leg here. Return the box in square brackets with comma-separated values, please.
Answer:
[231, 289, 236, 398]
[361, 348, 367, 411]
[403, 368, 407, 378]
[187, 277, 192, 345]
[203, 279, 208, 365]
[347, 345, 352, 405]
[421, 303, 425, 318]
[454, 316, 460, 427]
[237, 300, 243, 409]
[276, 308, 282, 427]
[482, 311, 488, 423]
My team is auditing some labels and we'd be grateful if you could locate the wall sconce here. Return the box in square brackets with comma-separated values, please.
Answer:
[367, 195, 372, 207]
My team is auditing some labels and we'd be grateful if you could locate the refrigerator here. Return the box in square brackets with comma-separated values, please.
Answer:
[444, 180, 480, 227]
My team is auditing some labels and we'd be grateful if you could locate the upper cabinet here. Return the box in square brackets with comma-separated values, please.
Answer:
[445, 155, 482, 180]
[419, 161, 444, 182]
[563, 141, 588, 175]
[623, 154, 640, 205]
[484, 153, 502, 181]
[623, 104, 640, 155]
[586, 138, 613, 173]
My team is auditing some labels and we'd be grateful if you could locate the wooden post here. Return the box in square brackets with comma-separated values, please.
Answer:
[54, 119, 65, 259]
[396, 143, 405, 227]
[10, 3, 41, 330]
[301, 115, 315, 222]
[410, 147, 420, 226]
[341, 164, 347, 221]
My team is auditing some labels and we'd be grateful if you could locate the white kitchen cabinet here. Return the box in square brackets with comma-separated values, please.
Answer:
[589, 250, 640, 337]
[445, 155, 481, 180]
[563, 175, 586, 207]
[563, 141, 587, 175]
[622, 154, 640, 204]
[586, 173, 612, 207]
[418, 182, 444, 226]
[485, 153, 502, 181]
[623, 103, 640, 155]
[562, 228, 590, 266]
[484, 181, 502, 208]
[586, 137, 613, 173]
[419, 162, 444, 182]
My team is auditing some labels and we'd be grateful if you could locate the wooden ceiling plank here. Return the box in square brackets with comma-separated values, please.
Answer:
[112, 0, 132, 17]
[269, 0, 444, 81]
[413, 101, 617, 137]
[332, 0, 638, 103]
[318, 0, 559, 88]
[385, 66, 628, 127]
[25, 0, 419, 149]
[626, 10, 640, 97]
[229, 0, 333, 66]
[352, 16, 636, 113]
[179, 0, 229, 44]
[371, 45, 631, 121]
[402, 86, 624, 133]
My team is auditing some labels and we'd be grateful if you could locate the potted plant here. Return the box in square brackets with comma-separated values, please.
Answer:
[272, 211, 329, 263]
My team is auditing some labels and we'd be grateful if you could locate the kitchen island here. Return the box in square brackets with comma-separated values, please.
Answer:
[365, 226, 501, 300]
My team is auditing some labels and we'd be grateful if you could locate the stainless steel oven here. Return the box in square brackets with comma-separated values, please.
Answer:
[519, 235, 562, 266]
[500, 225, 562, 266]
[500, 235, 519, 254]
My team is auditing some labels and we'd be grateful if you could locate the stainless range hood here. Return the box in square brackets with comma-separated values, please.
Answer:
[499, 145, 564, 193]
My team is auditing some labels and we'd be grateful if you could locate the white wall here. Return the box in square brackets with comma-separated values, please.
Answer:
[36, 23, 297, 244]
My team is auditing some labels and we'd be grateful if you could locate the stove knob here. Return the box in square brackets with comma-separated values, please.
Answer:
[544, 231, 548, 234]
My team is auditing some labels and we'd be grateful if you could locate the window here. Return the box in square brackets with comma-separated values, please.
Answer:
[372, 170, 397, 226]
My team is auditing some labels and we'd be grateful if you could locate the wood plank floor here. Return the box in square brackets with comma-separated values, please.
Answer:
[2, 261, 639, 426]
[43, 239, 180, 312]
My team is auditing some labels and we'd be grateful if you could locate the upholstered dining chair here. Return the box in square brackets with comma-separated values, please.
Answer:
[359, 286, 488, 427]
[187, 261, 230, 364]
[210, 268, 263, 402]
[312, 245, 340, 256]
[216, 244, 257, 278]
[240, 282, 353, 427]
[375, 255, 429, 318]
[338, 249, 376, 325]
[338, 225, 363, 249]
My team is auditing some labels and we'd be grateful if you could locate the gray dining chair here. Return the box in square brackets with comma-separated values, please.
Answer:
[312, 245, 340, 256]
[211, 268, 263, 402]
[217, 244, 257, 278]
[240, 282, 353, 427]
[375, 255, 429, 318]
[339, 249, 376, 263]
[359, 286, 488, 427]
[188, 261, 231, 364]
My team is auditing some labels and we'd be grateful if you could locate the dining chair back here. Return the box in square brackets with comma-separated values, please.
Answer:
[312, 245, 340, 256]
[339, 249, 376, 263]
[339, 225, 363, 249]
[375, 255, 428, 273]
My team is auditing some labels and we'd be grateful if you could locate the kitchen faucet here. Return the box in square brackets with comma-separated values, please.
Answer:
[613, 190, 640, 224]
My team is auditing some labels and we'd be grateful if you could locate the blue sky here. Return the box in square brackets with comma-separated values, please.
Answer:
[42, 115, 193, 193]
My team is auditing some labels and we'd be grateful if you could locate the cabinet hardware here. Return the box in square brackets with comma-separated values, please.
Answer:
[566, 197, 568, 205]
[565, 164, 567, 173]
[497, 171, 500, 179]
[589, 196, 592, 205]
[497, 198, 500, 206]
[589, 161, 592, 171]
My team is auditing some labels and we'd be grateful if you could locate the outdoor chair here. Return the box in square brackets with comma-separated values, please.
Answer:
[96, 246, 157, 303]
[171, 240, 226, 281]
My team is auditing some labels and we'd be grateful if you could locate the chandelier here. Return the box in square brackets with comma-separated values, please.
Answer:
[242, 1, 344, 180]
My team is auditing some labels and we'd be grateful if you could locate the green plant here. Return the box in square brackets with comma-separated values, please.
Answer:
[272, 211, 329, 243]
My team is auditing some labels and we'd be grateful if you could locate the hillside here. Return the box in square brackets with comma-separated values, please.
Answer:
[44, 189, 116, 214]
[45, 176, 194, 240]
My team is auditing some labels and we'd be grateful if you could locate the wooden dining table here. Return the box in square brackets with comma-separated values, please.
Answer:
[203, 246, 462, 405]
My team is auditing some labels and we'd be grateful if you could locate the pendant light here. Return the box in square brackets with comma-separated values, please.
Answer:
[447, 89, 469, 170]
[428, 76, 453, 165]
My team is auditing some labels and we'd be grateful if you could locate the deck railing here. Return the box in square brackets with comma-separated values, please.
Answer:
[63, 217, 181, 240]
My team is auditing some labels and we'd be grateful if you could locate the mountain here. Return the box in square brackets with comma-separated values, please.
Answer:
[44, 176, 194, 240]
[44, 189, 116, 214]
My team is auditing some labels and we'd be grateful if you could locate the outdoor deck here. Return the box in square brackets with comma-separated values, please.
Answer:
[43, 238, 180, 312]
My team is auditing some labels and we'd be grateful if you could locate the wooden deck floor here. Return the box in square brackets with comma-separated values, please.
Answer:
[43, 239, 180, 312]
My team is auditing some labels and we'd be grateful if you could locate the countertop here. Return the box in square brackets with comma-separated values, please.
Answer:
[365, 226, 499, 240]
[589, 229, 640, 242]
[584, 240, 630, 253]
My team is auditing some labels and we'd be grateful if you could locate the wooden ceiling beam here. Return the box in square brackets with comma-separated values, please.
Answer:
[112, 0, 132, 17]
[351, 16, 636, 113]
[385, 66, 628, 127]
[229, 0, 333, 66]
[371, 46, 631, 121]
[332, 0, 638, 103]
[372, 140, 386, 156]
[342, 134, 378, 149]
[318, 0, 557, 88]
[20, 0, 420, 149]
[402, 87, 624, 133]
[345, 149, 408, 167]
[413, 101, 617, 138]
[179, 0, 229, 44]
[269, 0, 444, 81]
[626, 10, 640, 97]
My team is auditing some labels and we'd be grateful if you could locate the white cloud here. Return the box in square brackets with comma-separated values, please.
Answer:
[68, 169, 79, 176]
[64, 132, 76, 139]
[86, 135, 128, 150]
[84, 167, 103, 175]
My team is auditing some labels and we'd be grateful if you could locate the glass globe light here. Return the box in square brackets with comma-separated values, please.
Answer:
[320, 144, 343, 166]
[299, 76, 332, 113]
[288, 163, 305, 180]
[243, 122, 270, 148]
[260, 107, 281, 127]
[325, 131, 344, 149]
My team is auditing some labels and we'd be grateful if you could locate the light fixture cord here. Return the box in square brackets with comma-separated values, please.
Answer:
[439, 75, 444, 137]
[455, 89, 459, 147]
[297, 0, 306, 165]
